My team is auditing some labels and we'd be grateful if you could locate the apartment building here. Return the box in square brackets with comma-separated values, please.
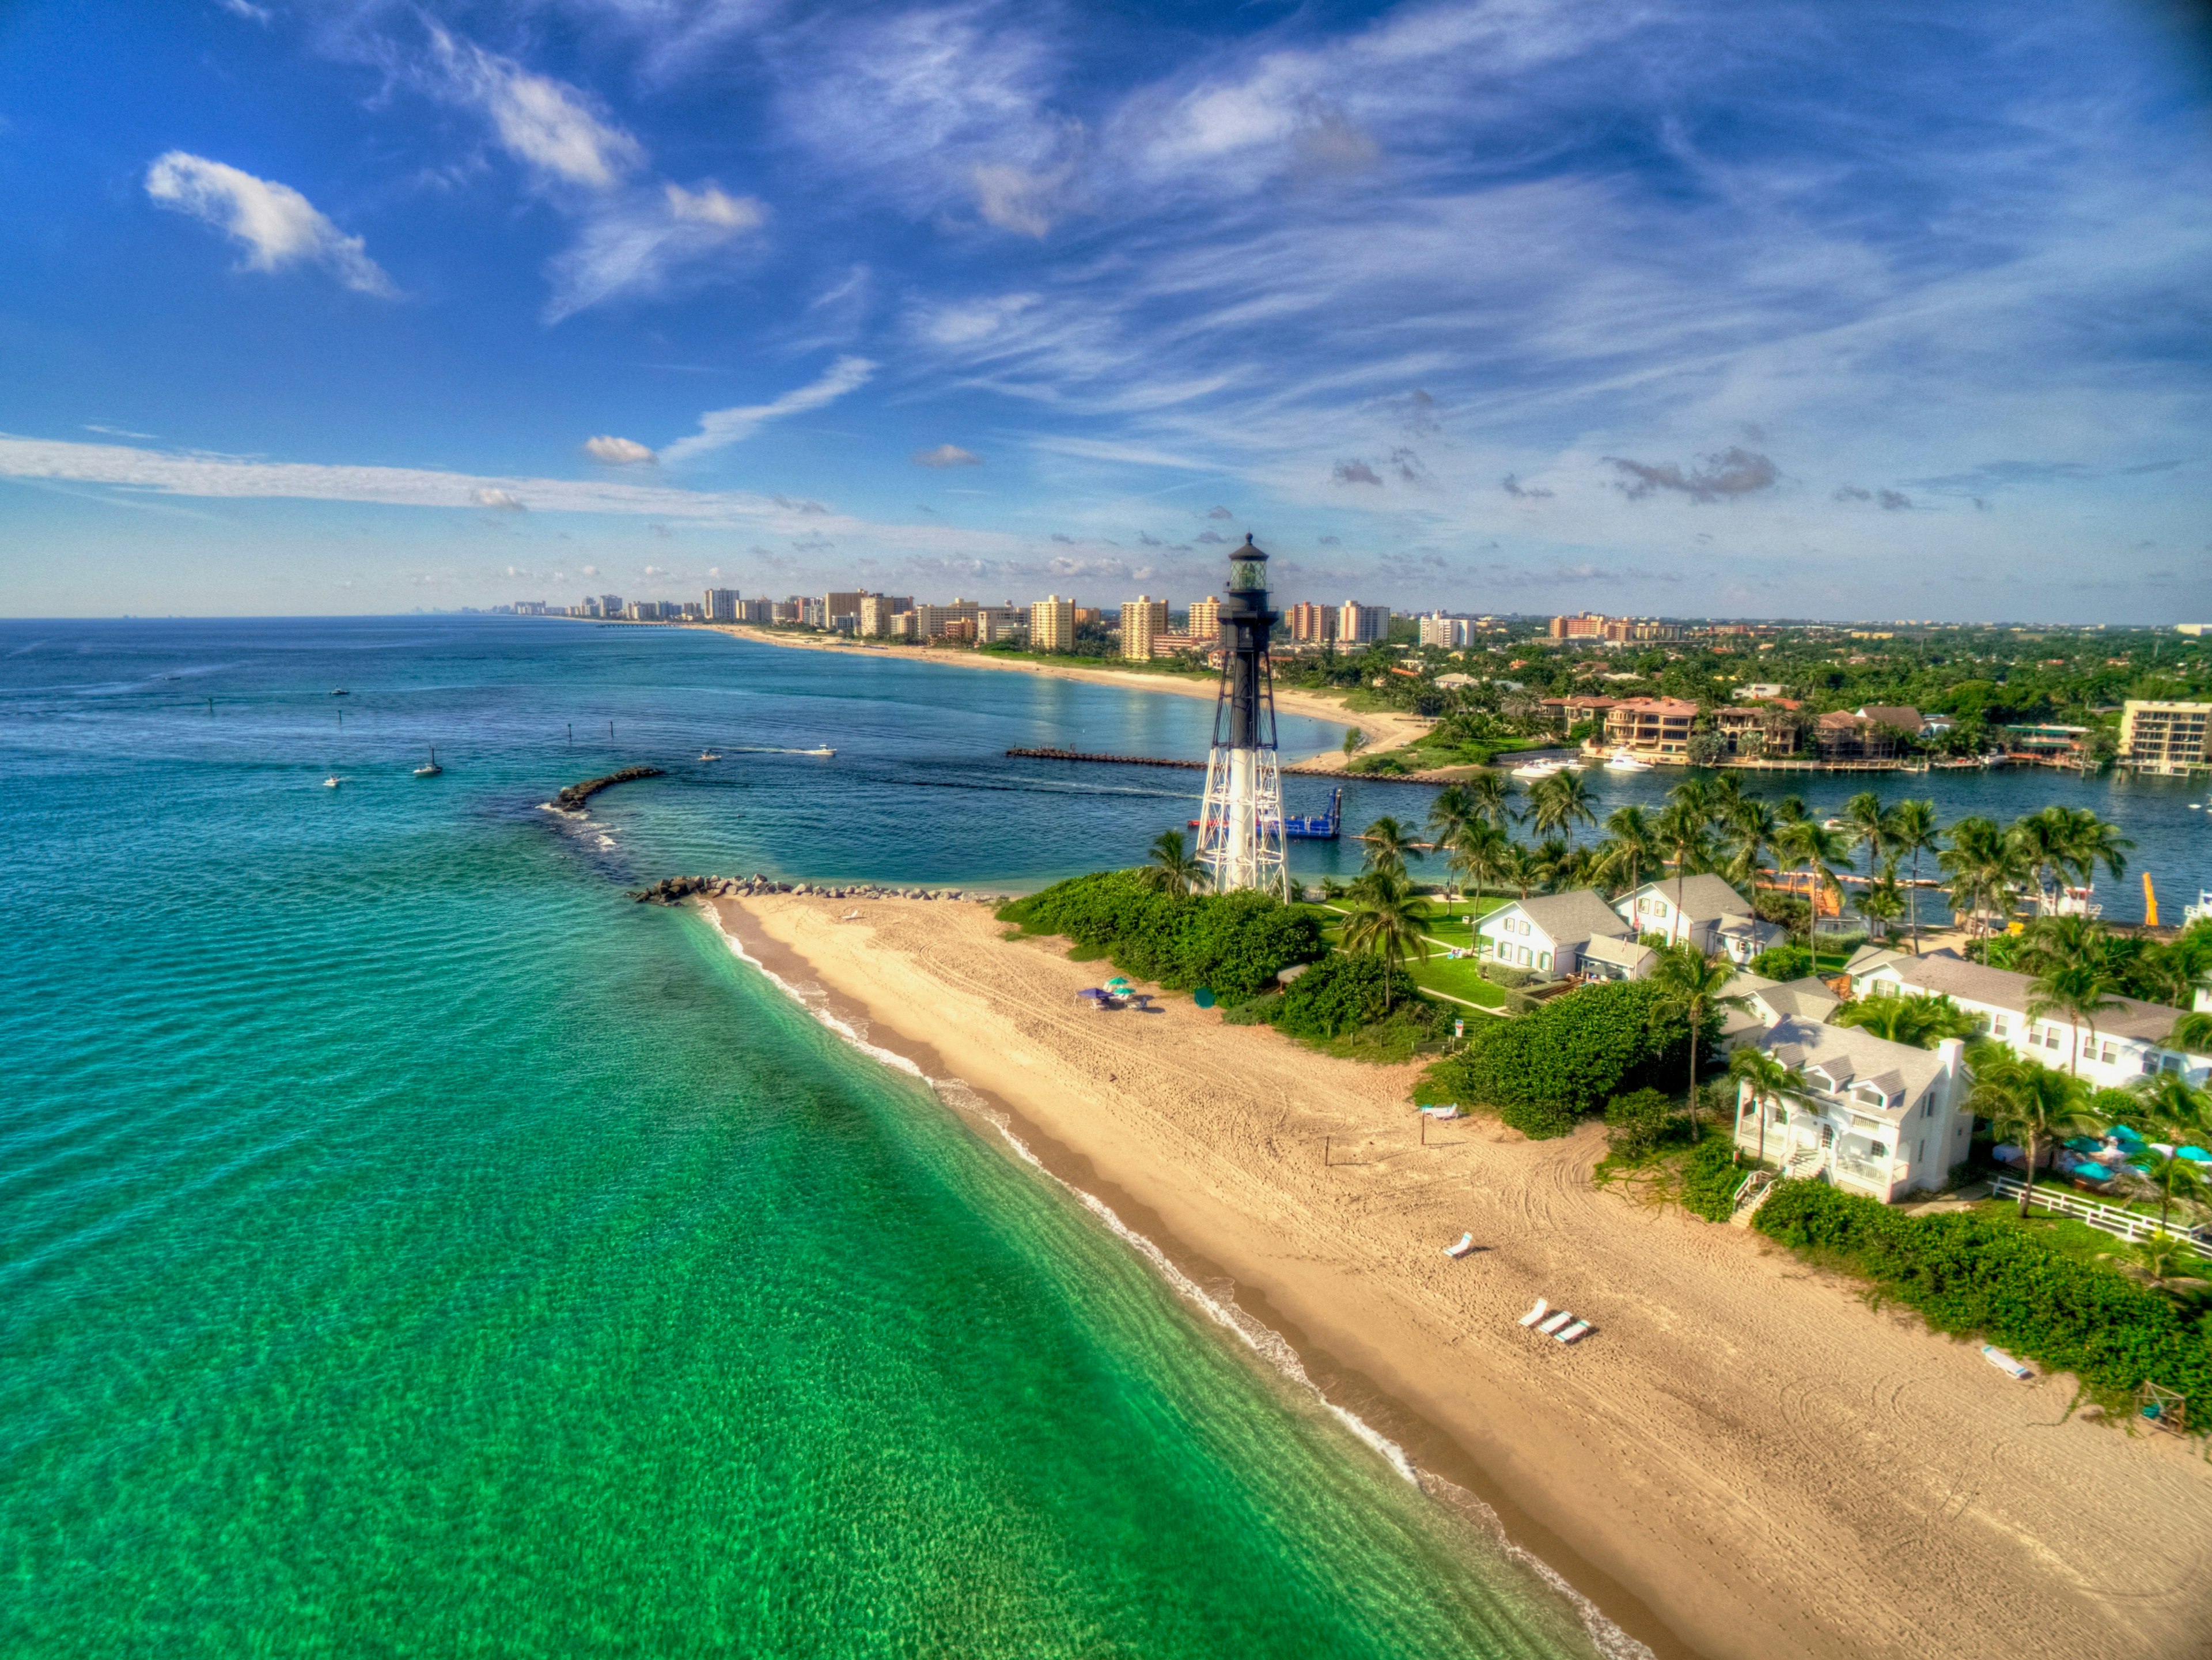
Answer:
[1185, 596, 1221, 645]
[1338, 602, 1391, 644]
[1548, 612, 1605, 638]
[1030, 595, 1077, 653]
[975, 604, 1027, 644]
[822, 592, 864, 630]
[1715, 704, 1802, 757]
[854, 593, 914, 637]
[1601, 697, 1698, 758]
[1418, 614, 1475, 648]
[2119, 700, 2211, 774]
[704, 588, 738, 622]
[1288, 602, 1336, 643]
[1120, 596, 1169, 661]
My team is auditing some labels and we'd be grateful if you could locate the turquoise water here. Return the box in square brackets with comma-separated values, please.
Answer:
[1, 620, 1616, 1659]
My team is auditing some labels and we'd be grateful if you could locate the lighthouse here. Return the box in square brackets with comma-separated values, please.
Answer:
[1196, 535, 1289, 898]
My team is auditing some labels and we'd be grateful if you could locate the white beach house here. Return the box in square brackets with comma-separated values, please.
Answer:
[1734, 1019, 1974, 1201]
[1613, 874, 1784, 965]
[1846, 948, 2210, 1088]
[1475, 889, 1631, 978]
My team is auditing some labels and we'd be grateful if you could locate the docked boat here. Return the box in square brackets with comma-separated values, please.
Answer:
[1603, 749, 1653, 773]
[1512, 758, 1566, 781]
[414, 746, 444, 777]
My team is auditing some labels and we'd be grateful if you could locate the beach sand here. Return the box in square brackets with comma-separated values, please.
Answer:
[714, 893, 2212, 1660]
[702, 623, 1438, 772]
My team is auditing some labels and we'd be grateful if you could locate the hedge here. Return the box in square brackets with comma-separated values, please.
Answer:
[1000, 871, 1324, 997]
[1414, 980, 1703, 1138]
[1272, 954, 1418, 1039]
[1753, 1180, 2211, 1423]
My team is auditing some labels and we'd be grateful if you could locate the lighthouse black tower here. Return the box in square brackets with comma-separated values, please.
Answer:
[1196, 535, 1288, 897]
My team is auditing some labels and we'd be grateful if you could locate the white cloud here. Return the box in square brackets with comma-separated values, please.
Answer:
[145, 152, 396, 296]
[474, 487, 527, 510]
[543, 181, 767, 322]
[428, 28, 644, 191]
[582, 564, 600, 576]
[660, 356, 876, 464]
[584, 435, 656, 464]
[913, 444, 982, 468]
[216, 0, 271, 22]
[918, 293, 1041, 346]
[972, 160, 1074, 237]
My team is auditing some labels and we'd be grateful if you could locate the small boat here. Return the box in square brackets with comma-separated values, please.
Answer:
[414, 746, 443, 777]
[323, 775, 342, 788]
[331, 689, 349, 697]
[802, 745, 835, 757]
[1604, 749, 1653, 773]
[699, 751, 722, 762]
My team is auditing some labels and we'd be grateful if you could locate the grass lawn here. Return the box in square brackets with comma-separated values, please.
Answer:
[1404, 954, 1506, 1008]
[1960, 1197, 2211, 1274]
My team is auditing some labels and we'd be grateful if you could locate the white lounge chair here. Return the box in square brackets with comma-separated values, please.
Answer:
[1554, 1319, 1591, 1344]
[1517, 1298, 1549, 1327]
[1444, 1232, 1475, 1259]
[1982, 1345, 2033, 1381]
[1537, 1310, 1574, 1336]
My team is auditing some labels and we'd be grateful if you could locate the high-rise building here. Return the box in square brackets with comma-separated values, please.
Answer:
[1338, 602, 1391, 644]
[1548, 612, 1605, 638]
[856, 593, 912, 637]
[1185, 596, 1221, 645]
[1030, 595, 1076, 653]
[738, 598, 772, 623]
[704, 588, 738, 622]
[600, 594, 624, 618]
[1288, 602, 1336, 643]
[823, 591, 864, 629]
[2119, 701, 2211, 774]
[975, 604, 1026, 643]
[680, 602, 704, 621]
[1418, 614, 1474, 648]
[1120, 595, 1169, 661]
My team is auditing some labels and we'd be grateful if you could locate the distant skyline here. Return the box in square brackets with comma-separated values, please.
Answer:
[2, 0, 2209, 621]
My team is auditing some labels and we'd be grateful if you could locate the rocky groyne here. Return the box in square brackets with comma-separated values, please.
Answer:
[552, 766, 665, 812]
[630, 874, 1010, 906]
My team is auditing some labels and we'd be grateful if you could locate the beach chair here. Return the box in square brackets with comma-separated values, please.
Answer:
[1981, 1345, 2033, 1381]
[1516, 1298, 1548, 1327]
[1536, 1310, 1574, 1336]
[1444, 1232, 1475, 1258]
[1554, 1320, 1591, 1344]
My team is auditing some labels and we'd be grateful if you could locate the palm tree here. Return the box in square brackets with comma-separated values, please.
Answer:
[1361, 815, 1423, 880]
[1145, 829, 1206, 897]
[1728, 1046, 1816, 1167]
[1775, 818, 1847, 955]
[1647, 942, 1752, 1137]
[1654, 798, 1714, 931]
[1532, 834, 1593, 894]
[1467, 770, 1521, 832]
[1967, 1043, 2103, 1218]
[2140, 928, 2212, 1011]
[1527, 769, 1597, 839]
[1339, 869, 1431, 1010]
[1858, 859, 1906, 942]
[2168, 1011, 2212, 1053]
[1775, 794, 1810, 827]
[1717, 797, 1779, 890]
[1445, 820, 1510, 918]
[1498, 840, 1541, 901]
[2055, 807, 2134, 906]
[1832, 990, 1975, 1048]
[1938, 815, 2024, 939]
[2019, 918, 2122, 1075]
[1887, 798, 1941, 953]
[2097, 1235, 2211, 1304]
[2134, 1075, 2212, 1238]
[1840, 789, 1893, 880]
[1594, 805, 1663, 897]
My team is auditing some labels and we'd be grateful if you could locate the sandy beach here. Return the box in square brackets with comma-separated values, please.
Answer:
[703, 623, 1439, 772]
[714, 892, 2212, 1660]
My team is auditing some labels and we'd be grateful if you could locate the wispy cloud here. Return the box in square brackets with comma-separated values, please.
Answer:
[426, 27, 644, 191]
[659, 357, 877, 463]
[544, 181, 767, 322]
[913, 444, 982, 468]
[1606, 448, 1779, 502]
[145, 152, 396, 296]
[583, 436, 656, 464]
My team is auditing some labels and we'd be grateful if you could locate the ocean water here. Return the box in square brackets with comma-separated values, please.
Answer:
[1, 619, 1620, 1659]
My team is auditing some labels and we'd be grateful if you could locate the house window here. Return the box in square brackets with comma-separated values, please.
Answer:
[1537, 951, 1551, 972]
[1988, 1015, 2008, 1037]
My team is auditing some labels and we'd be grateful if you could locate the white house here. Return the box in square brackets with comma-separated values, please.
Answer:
[1846, 948, 2210, 1088]
[1476, 889, 1631, 978]
[1613, 874, 1785, 965]
[1735, 1019, 1974, 1201]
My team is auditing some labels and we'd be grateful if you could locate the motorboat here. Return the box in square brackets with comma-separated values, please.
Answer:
[1604, 749, 1654, 773]
[1511, 757, 1566, 781]
[802, 745, 835, 757]
[699, 750, 722, 762]
[323, 775, 342, 788]
[331, 689, 349, 697]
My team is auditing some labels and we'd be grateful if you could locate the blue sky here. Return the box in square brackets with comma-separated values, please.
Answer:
[2, 0, 2209, 621]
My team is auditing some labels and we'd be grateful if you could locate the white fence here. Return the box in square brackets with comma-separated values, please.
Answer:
[1986, 1175, 2204, 1246]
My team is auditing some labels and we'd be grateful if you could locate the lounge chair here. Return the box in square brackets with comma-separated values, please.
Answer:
[1444, 1232, 1475, 1258]
[1982, 1345, 2033, 1381]
[1536, 1310, 1574, 1336]
[1554, 1319, 1591, 1343]
[1516, 1298, 1549, 1327]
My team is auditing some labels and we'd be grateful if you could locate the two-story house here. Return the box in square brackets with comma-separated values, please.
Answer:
[1475, 890, 1632, 978]
[1846, 948, 2210, 1087]
[1613, 875, 1785, 965]
[1734, 1019, 1974, 1201]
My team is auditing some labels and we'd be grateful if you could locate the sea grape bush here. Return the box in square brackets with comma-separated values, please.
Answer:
[1001, 872, 1323, 997]
[1754, 1180, 2210, 1422]
[1415, 981, 1702, 1139]
[1679, 1137, 1745, 1222]
[1271, 954, 1419, 1039]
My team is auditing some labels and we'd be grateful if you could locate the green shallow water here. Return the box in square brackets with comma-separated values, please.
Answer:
[1, 621, 1619, 1659]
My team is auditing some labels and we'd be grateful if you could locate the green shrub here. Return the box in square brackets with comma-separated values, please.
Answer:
[1219, 992, 1283, 1027]
[1680, 1136, 1745, 1222]
[1753, 1181, 2212, 1423]
[1499, 1099, 1579, 1139]
[1480, 961, 1533, 989]
[1603, 1088, 1680, 1161]
[1752, 943, 1813, 981]
[1414, 980, 1703, 1126]
[1275, 953, 1416, 1039]
[1002, 871, 1323, 996]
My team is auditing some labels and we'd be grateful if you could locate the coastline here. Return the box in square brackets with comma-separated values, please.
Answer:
[701, 623, 1435, 772]
[711, 892, 2212, 1660]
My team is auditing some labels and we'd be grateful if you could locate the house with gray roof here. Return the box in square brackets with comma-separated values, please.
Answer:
[1734, 1018, 1973, 1201]
[1613, 874, 1785, 965]
[1848, 948, 2208, 1087]
[1475, 888, 1630, 979]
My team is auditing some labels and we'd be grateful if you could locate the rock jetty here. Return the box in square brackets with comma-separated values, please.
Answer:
[552, 766, 665, 812]
[629, 874, 1008, 906]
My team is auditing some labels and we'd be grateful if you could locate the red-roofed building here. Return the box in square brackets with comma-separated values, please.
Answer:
[1602, 697, 1699, 759]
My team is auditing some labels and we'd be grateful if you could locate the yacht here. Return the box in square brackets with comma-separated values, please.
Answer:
[414, 746, 444, 777]
[1511, 757, 1566, 781]
[1603, 749, 1654, 773]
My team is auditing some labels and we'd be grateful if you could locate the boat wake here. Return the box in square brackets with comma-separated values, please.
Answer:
[706, 907, 1651, 1660]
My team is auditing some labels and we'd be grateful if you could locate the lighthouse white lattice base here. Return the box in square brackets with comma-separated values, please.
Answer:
[1196, 744, 1288, 899]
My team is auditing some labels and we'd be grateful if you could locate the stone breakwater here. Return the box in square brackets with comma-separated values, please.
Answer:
[552, 766, 666, 812]
[630, 874, 1011, 906]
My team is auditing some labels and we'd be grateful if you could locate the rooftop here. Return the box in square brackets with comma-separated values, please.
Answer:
[1494, 888, 1634, 943]
[1858, 948, 2193, 1045]
[1753, 1016, 1954, 1113]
